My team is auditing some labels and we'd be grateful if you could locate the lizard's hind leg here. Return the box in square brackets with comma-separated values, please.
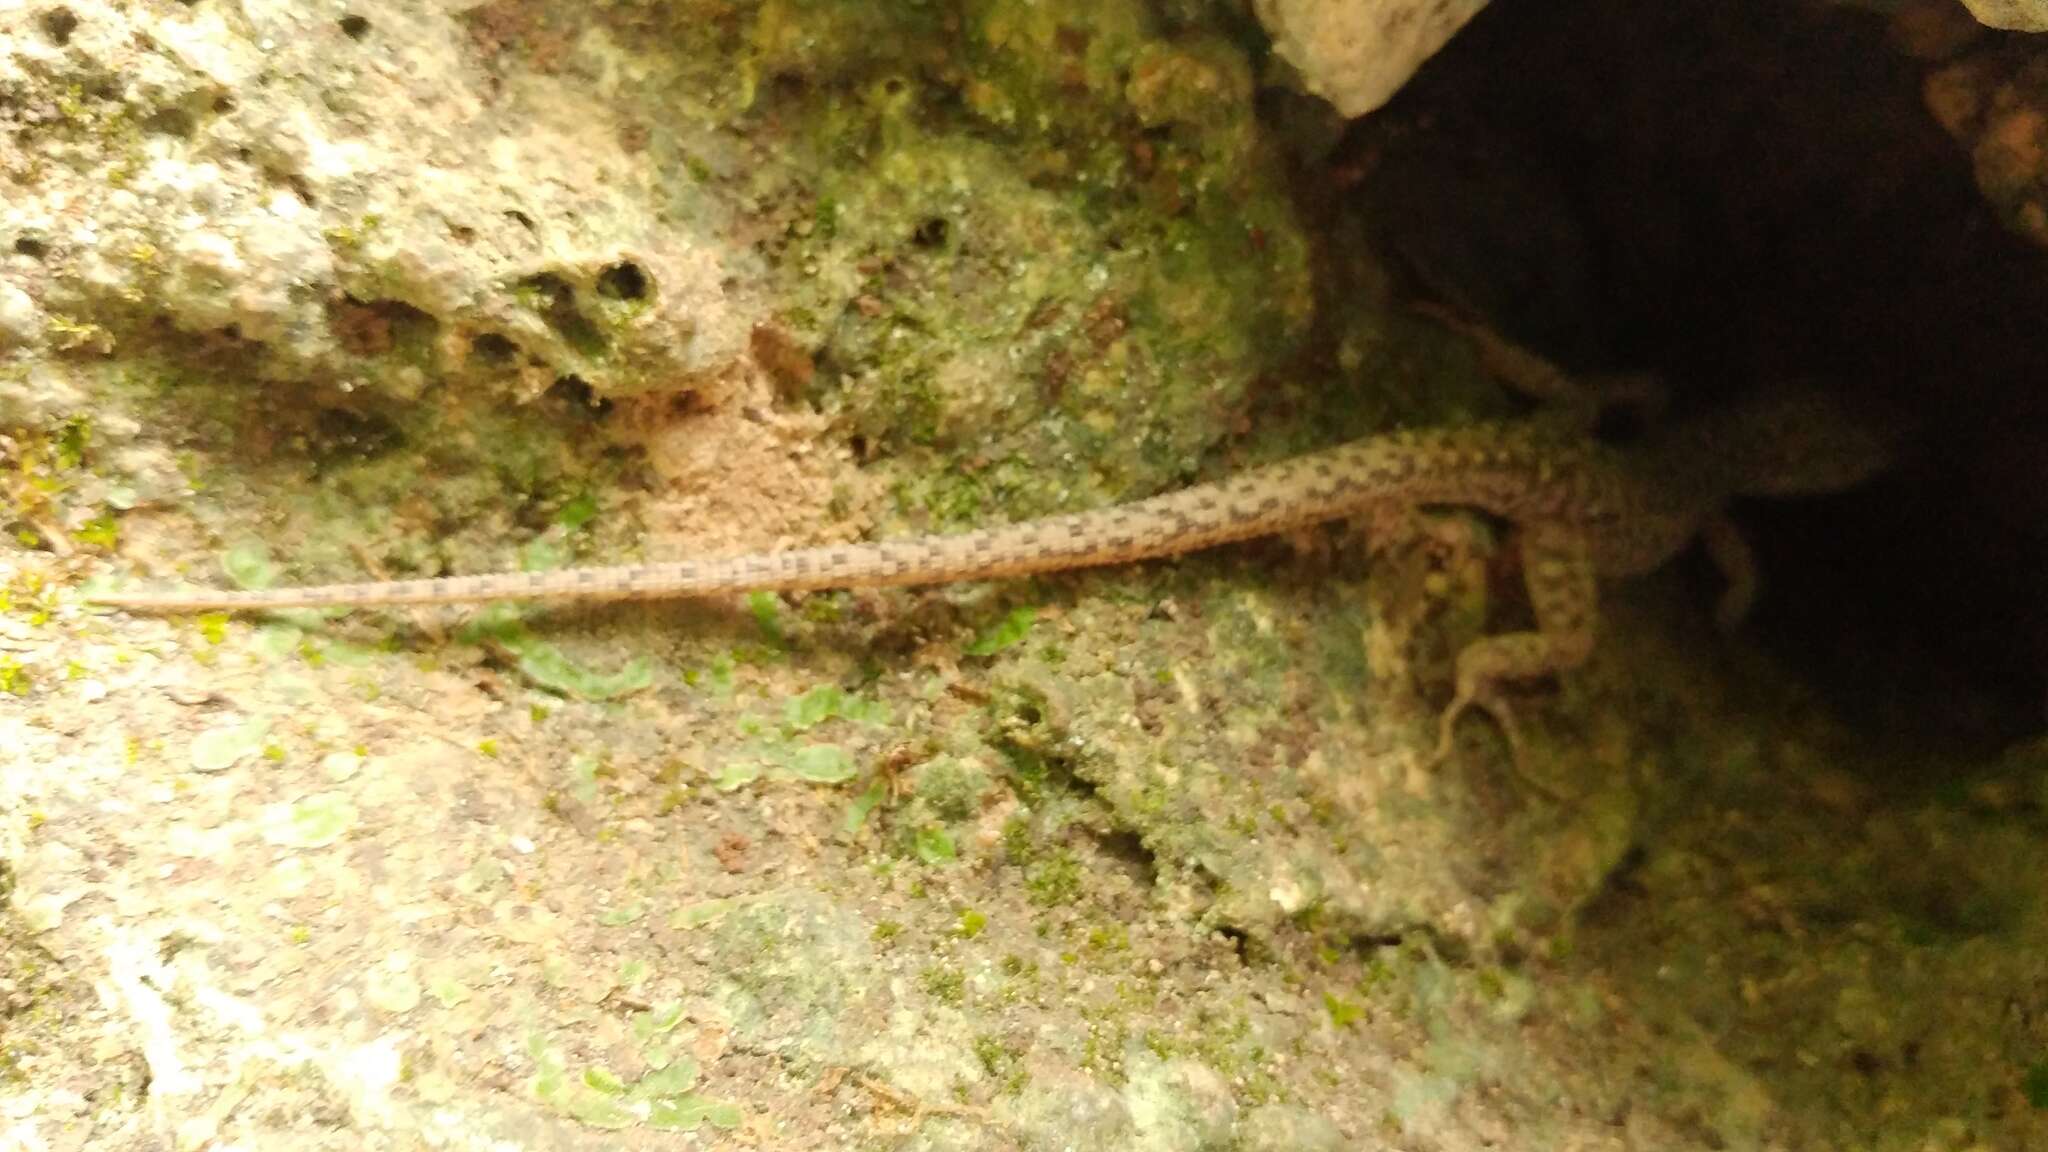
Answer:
[1427, 522, 1599, 779]
[1415, 301, 1668, 427]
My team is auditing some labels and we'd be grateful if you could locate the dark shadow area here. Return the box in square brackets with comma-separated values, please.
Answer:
[1332, 0, 2048, 757]
[1308, 5, 2048, 1146]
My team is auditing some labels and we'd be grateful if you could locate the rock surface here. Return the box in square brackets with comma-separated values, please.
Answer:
[1255, 0, 1489, 116]
[0, 0, 746, 400]
[1962, 0, 2048, 31]
[4, 2, 2044, 1151]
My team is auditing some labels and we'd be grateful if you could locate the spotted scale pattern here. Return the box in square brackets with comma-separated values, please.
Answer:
[91, 394, 1891, 620]
[90, 392, 1897, 773]
[95, 423, 1594, 611]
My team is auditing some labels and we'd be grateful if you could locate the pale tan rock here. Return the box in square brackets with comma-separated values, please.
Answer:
[1961, 0, 2048, 32]
[1255, 0, 1489, 117]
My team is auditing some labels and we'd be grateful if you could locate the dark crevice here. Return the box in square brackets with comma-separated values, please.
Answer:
[517, 273, 608, 357]
[338, 14, 370, 40]
[984, 687, 1164, 895]
[141, 106, 197, 138]
[1333, 0, 2048, 755]
[1089, 828, 1158, 890]
[309, 407, 404, 463]
[1212, 925, 1253, 963]
[470, 331, 520, 366]
[594, 260, 650, 301]
[545, 374, 609, 415]
[39, 8, 78, 46]
[331, 297, 440, 359]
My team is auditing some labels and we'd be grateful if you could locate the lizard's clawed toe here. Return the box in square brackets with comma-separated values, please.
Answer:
[1426, 683, 1528, 774]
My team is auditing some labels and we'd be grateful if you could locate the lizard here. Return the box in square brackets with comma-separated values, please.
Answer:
[88, 331, 1900, 769]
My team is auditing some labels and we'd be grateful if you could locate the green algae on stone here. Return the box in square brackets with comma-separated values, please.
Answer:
[735, 0, 1313, 525]
[966, 606, 1037, 657]
[911, 755, 992, 821]
[709, 894, 874, 1053]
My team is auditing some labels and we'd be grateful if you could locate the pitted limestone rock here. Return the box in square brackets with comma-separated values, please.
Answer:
[0, 1, 746, 397]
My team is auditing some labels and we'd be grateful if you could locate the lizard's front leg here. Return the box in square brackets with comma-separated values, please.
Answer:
[1429, 521, 1599, 773]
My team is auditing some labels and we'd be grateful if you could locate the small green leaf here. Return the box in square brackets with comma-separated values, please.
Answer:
[1323, 992, 1364, 1029]
[630, 1057, 700, 1099]
[780, 685, 890, 729]
[566, 753, 601, 805]
[526, 1031, 559, 1065]
[670, 899, 736, 930]
[646, 1092, 739, 1131]
[511, 639, 654, 701]
[598, 901, 646, 927]
[189, 720, 269, 773]
[966, 606, 1035, 656]
[955, 909, 987, 939]
[557, 491, 599, 530]
[253, 623, 303, 656]
[786, 685, 845, 730]
[456, 603, 530, 645]
[714, 761, 763, 792]
[519, 532, 571, 572]
[2024, 1060, 2048, 1109]
[692, 653, 736, 698]
[647, 1096, 707, 1131]
[747, 590, 785, 645]
[582, 1067, 626, 1095]
[840, 693, 891, 724]
[74, 515, 118, 550]
[843, 779, 888, 835]
[788, 743, 857, 784]
[428, 978, 471, 1008]
[317, 640, 378, 667]
[566, 1093, 635, 1129]
[914, 824, 956, 865]
[53, 417, 89, 468]
[631, 1002, 686, 1041]
[221, 540, 280, 591]
[261, 792, 358, 849]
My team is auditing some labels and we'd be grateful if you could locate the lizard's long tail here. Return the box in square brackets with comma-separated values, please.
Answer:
[90, 425, 1555, 613]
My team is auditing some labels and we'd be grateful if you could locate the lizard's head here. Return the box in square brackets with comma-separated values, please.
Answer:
[1689, 385, 1906, 498]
